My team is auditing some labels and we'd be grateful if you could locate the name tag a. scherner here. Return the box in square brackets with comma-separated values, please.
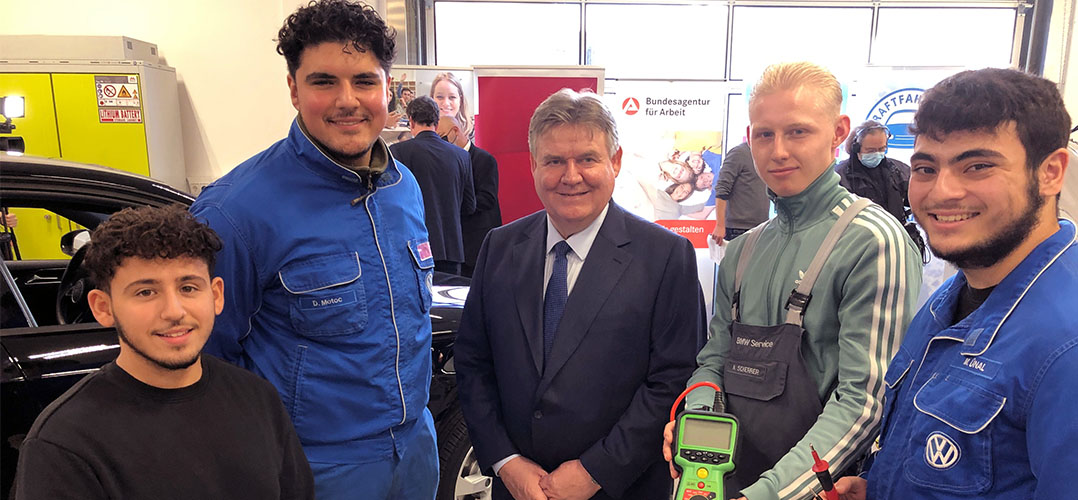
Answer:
[730, 362, 765, 380]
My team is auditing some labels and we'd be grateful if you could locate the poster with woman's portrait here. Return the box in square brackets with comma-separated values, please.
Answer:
[382, 66, 475, 144]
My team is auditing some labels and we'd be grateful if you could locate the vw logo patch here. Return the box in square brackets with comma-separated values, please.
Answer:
[924, 431, 961, 469]
[426, 272, 434, 294]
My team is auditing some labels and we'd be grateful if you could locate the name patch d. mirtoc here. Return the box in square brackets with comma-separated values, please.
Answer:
[298, 290, 358, 311]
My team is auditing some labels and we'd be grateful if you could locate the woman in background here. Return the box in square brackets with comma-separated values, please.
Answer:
[431, 72, 470, 135]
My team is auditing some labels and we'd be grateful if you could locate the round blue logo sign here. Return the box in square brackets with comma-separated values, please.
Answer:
[865, 88, 924, 150]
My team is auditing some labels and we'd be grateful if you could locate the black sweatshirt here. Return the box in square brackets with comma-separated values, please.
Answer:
[14, 356, 314, 500]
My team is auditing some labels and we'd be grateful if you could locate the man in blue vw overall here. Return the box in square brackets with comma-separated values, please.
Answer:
[836, 68, 1078, 499]
[191, 1, 438, 498]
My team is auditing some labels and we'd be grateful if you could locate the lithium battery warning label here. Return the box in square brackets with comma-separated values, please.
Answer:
[95, 75, 143, 123]
[99, 108, 142, 123]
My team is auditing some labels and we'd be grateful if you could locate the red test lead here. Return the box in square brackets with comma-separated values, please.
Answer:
[810, 444, 839, 500]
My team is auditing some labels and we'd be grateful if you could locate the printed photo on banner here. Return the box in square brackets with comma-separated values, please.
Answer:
[616, 130, 722, 222]
[382, 67, 476, 145]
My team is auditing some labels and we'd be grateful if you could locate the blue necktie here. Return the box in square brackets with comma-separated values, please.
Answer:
[543, 241, 571, 367]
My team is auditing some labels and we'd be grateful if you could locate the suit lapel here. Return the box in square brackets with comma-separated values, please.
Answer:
[512, 215, 547, 375]
[538, 203, 633, 390]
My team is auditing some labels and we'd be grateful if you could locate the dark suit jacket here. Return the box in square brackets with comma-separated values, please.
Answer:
[461, 143, 502, 275]
[390, 130, 476, 263]
[455, 202, 705, 500]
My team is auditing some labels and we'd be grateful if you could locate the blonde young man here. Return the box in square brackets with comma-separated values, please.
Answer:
[664, 62, 923, 500]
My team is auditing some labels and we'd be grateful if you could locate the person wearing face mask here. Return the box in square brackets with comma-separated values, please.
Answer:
[834, 120, 911, 224]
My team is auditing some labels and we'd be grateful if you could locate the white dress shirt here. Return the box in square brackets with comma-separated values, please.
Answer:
[492, 204, 610, 476]
[542, 204, 610, 296]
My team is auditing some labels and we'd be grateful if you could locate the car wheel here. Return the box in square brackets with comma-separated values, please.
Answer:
[436, 406, 492, 500]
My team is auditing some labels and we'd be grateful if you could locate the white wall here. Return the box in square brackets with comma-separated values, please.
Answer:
[1044, 0, 1077, 218]
[1045, 0, 1076, 110]
[7, 0, 314, 183]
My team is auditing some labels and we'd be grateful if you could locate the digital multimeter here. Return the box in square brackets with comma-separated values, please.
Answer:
[673, 410, 739, 500]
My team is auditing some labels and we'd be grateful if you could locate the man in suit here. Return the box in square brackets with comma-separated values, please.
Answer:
[436, 115, 502, 277]
[455, 89, 705, 500]
[390, 95, 476, 274]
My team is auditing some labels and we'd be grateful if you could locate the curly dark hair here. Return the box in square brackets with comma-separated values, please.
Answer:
[277, 0, 397, 76]
[406, 96, 440, 127]
[84, 205, 223, 292]
[911, 68, 1071, 173]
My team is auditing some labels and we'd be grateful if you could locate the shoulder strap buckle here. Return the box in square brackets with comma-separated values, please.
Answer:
[785, 289, 812, 312]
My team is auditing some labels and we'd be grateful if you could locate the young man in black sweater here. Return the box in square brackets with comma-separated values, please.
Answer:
[13, 205, 314, 500]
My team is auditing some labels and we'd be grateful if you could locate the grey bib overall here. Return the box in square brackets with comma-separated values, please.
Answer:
[722, 198, 870, 495]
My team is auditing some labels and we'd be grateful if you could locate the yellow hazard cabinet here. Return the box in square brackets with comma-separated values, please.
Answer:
[1, 36, 186, 259]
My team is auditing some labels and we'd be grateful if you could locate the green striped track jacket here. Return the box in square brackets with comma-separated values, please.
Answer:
[687, 168, 923, 500]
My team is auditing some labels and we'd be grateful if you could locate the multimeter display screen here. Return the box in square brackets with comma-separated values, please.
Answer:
[681, 418, 732, 450]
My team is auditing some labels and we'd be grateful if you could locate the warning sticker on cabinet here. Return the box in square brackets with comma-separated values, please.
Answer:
[99, 108, 142, 123]
[95, 75, 142, 123]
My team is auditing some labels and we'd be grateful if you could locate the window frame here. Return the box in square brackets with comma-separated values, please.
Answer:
[430, 0, 1027, 77]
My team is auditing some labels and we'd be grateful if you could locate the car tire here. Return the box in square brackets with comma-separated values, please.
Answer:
[436, 406, 492, 500]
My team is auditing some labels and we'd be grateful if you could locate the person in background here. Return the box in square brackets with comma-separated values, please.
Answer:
[835, 67, 1077, 500]
[391, 96, 476, 275]
[666, 62, 922, 500]
[190, 1, 439, 498]
[456, 88, 704, 500]
[437, 115, 502, 277]
[389, 87, 417, 127]
[400, 87, 415, 107]
[13, 205, 314, 499]
[834, 120, 910, 224]
[835, 121, 927, 259]
[709, 141, 769, 244]
[1, 210, 17, 260]
[431, 72, 471, 135]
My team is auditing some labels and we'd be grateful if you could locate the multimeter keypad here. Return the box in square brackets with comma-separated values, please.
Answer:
[681, 449, 730, 464]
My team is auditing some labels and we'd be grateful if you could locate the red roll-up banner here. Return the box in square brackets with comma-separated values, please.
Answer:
[474, 67, 604, 224]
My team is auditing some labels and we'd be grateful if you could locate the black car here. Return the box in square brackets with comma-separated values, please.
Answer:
[0, 153, 489, 500]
